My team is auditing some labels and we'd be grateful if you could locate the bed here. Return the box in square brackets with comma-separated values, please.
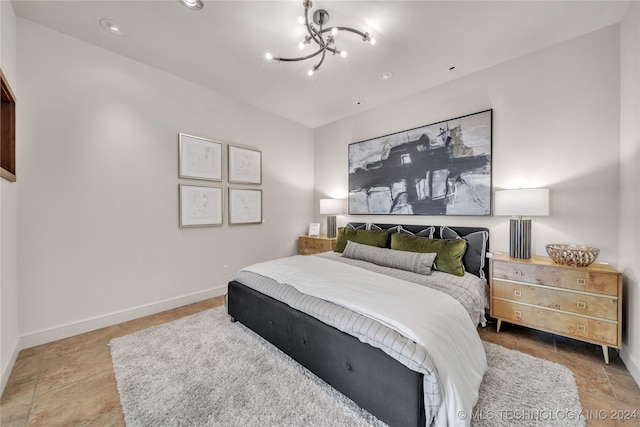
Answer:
[226, 223, 489, 427]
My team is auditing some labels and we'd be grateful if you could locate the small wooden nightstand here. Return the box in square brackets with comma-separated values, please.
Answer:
[490, 253, 622, 364]
[298, 235, 337, 255]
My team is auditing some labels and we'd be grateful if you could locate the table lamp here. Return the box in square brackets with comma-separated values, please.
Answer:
[495, 188, 549, 259]
[319, 198, 343, 238]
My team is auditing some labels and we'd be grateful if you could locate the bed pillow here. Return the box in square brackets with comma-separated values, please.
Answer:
[335, 228, 389, 253]
[396, 225, 435, 238]
[440, 227, 489, 279]
[342, 241, 436, 275]
[390, 233, 467, 276]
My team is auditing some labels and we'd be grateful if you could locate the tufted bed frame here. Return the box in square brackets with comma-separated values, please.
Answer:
[226, 223, 489, 427]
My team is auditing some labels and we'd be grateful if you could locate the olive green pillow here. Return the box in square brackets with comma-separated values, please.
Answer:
[334, 228, 389, 253]
[390, 233, 467, 276]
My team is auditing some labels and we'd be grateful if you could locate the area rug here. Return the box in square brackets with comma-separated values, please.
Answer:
[110, 307, 585, 427]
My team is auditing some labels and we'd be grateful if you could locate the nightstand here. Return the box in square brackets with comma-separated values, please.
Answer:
[490, 253, 622, 364]
[298, 235, 337, 255]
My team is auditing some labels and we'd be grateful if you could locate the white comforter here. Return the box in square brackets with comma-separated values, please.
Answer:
[244, 255, 487, 427]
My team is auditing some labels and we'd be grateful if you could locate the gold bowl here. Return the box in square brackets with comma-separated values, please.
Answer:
[545, 244, 600, 267]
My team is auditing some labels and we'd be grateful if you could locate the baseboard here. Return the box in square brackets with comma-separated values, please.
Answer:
[18, 286, 227, 351]
[620, 346, 640, 388]
[1, 339, 20, 395]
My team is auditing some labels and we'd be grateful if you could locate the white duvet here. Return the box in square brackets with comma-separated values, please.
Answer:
[244, 255, 487, 427]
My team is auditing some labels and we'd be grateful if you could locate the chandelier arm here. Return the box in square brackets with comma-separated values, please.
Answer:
[313, 45, 329, 71]
[273, 46, 325, 62]
[320, 26, 369, 39]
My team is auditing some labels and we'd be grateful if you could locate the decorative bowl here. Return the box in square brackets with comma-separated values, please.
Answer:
[545, 244, 600, 267]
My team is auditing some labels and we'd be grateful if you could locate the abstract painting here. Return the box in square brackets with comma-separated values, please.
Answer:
[348, 110, 492, 216]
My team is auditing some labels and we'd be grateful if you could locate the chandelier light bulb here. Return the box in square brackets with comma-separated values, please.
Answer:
[369, 37, 376, 45]
[265, 52, 273, 60]
[299, 42, 305, 50]
[308, 69, 314, 76]
[331, 27, 338, 36]
[340, 51, 347, 58]
[298, 16, 305, 25]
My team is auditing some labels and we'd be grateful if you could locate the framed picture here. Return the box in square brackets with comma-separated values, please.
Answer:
[228, 145, 262, 184]
[179, 133, 222, 181]
[308, 223, 320, 237]
[348, 109, 492, 216]
[179, 184, 223, 227]
[229, 188, 262, 225]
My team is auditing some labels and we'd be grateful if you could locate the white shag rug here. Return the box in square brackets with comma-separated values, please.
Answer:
[109, 307, 585, 427]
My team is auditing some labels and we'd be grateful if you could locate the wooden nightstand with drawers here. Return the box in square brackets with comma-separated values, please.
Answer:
[298, 235, 337, 255]
[490, 253, 622, 364]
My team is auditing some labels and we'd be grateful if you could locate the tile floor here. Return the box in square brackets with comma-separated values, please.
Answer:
[2, 296, 639, 426]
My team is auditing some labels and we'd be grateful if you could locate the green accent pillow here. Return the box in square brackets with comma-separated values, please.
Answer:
[390, 233, 467, 276]
[334, 228, 389, 253]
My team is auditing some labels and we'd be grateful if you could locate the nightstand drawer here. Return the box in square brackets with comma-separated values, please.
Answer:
[492, 279, 618, 321]
[537, 267, 618, 296]
[492, 299, 618, 346]
[493, 260, 618, 296]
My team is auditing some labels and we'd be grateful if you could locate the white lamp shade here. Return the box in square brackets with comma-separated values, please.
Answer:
[494, 189, 549, 216]
[319, 198, 343, 215]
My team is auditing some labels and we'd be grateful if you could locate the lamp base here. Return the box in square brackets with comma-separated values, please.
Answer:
[326, 215, 337, 238]
[509, 218, 532, 259]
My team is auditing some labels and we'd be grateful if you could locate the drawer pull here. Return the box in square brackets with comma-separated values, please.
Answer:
[577, 301, 586, 309]
[577, 325, 586, 332]
[514, 310, 522, 317]
[576, 278, 586, 286]
[514, 290, 522, 297]
[514, 269, 524, 277]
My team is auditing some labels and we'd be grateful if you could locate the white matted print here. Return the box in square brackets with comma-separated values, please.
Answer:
[179, 133, 222, 181]
[229, 188, 262, 225]
[180, 184, 223, 227]
[228, 145, 261, 184]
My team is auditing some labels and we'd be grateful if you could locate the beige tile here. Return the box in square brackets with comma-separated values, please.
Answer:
[27, 370, 124, 427]
[0, 379, 36, 427]
[606, 368, 640, 406]
[35, 340, 114, 397]
[5, 350, 43, 388]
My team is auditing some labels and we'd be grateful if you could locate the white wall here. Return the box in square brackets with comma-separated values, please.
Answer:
[0, 0, 18, 393]
[316, 25, 632, 363]
[619, 1, 640, 385]
[316, 25, 620, 262]
[15, 19, 314, 348]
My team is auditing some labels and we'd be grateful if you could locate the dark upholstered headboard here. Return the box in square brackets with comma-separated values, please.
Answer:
[345, 222, 490, 280]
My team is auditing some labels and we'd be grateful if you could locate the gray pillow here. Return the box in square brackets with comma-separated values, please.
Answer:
[342, 240, 436, 275]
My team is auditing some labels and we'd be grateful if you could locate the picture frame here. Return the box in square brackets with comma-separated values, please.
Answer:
[308, 223, 320, 237]
[348, 109, 492, 216]
[179, 184, 223, 227]
[228, 145, 262, 184]
[179, 133, 223, 181]
[229, 188, 262, 225]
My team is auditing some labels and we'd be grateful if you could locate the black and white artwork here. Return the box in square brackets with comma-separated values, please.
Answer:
[348, 110, 492, 216]
[179, 133, 222, 181]
[179, 184, 223, 227]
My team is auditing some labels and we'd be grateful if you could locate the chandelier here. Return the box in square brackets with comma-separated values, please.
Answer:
[265, 0, 376, 76]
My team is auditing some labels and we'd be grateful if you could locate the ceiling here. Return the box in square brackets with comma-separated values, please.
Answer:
[12, 1, 630, 128]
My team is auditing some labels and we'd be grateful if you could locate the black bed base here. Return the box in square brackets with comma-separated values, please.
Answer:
[227, 280, 426, 427]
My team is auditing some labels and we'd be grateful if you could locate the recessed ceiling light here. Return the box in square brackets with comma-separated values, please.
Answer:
[379, 71, 394, 80]
[99, 18, 128, 36]
[179, 0, 204, 10]
[353, 100, 365, 107]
